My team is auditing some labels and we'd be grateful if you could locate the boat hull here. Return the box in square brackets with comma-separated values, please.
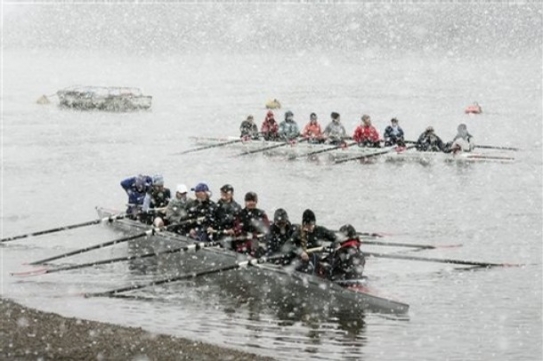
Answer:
[189, 136, 515, 163]
[57, 86, 152, 111]
[97, 207, 409, 315]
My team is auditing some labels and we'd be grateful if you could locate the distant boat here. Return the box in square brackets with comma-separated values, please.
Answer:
[55, 86, 152, 111]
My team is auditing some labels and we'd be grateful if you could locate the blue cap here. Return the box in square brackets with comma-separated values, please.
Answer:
[191, 183, 210, 192]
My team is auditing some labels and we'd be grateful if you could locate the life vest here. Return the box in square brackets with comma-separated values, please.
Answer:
[328, 238, 366, 281]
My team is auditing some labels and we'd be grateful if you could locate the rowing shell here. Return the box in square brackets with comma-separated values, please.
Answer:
[97, 207, 410, 315]
[189, 136, 515, 163]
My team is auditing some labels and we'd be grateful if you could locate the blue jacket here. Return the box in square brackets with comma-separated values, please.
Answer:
[279, 120, 300, 140]
[120, 175, 152, 206]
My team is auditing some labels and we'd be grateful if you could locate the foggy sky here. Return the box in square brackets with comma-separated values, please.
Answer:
[3, 3, 542, 57]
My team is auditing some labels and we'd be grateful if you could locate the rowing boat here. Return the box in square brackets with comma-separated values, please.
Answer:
[96, 207, 410, 315]
[189, 136, 515, 163]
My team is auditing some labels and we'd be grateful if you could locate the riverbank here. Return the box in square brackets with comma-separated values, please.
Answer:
[0, 298, 275, 360]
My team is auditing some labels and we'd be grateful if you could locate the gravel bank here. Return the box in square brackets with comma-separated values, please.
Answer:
[0, 298, 275, 360]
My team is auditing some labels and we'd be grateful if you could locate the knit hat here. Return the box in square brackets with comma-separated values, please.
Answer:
[192, 183, 210, 192]
[245, 192, 258, 202]
[274, 208, 289, 223]
[220, 184, 234, 193]
[331, 112, 340, 120]
[302, 209, 316, 225]
[339, 224, 357, 239]
[152, 174, 164, 186]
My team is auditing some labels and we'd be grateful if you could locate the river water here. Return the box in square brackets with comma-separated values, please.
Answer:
[2, 5, 542, 361]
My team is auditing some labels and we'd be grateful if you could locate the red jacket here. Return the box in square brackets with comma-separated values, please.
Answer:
[353, 125, 380, 144]
[261, 118, 278, 136]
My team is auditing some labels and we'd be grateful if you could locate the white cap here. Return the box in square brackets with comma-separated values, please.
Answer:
[176, 184, 188, 194]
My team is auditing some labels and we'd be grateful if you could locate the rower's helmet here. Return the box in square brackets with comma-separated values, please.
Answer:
[331, 112, 340, 120]
[391, 118, 399, 124]
[274, 208, 289, 223]
[302, 209, 316, 225]
[426, 126, 434, 133]
[457, 123, 467, 132]
[220, 184, 234, 193]
[339, 224, 357, 239]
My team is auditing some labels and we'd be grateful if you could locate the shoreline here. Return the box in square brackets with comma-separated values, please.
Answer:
[0, 298, 275, 360]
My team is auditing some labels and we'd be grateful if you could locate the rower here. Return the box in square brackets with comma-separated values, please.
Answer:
[181, 182, 218, 242]
[278, 110, 300, 141]
[416, 126, 445, 152]
[383, 118, 406, 147]
[302, 113, 325, 144]
[233, 192, 270, 254]
[353, 114, 380, 148]
[323, 112, 347, 145]
[163, 184, 191, 227]
[211, 184, 242, 239]
[141, 175, 171, 225]
[324, 224, 366, 282]
[289, 209, 337, 274]
[266, 208, 297, 258]
[120, 174, 152, 219]
[239, 115, 259, 140]
[445, 123, 475, 153]
[261, 110, 280, 141]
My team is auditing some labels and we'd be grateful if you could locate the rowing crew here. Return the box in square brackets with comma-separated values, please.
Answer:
[120, 176, 365, 282]
[240, 111, 475, 153]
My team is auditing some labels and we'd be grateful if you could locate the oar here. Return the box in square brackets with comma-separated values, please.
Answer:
[301, 141, 357, 157]
[12, 240, 223, 277]
[84, 258, 267, 298]
[474, 145, 519, 151]
[335, 145, 414, 164]
[28, 228, 160, 266]
[237, 137, 307, 156]
[404, 140, 519, 152]
[329, 230, 387, 238]
[1, 214, 125, 243]
[26, 219, 196, 266]
[176, 138, 244, 155]
[364, 252, 522, 268]
[362, 240, 461, 249]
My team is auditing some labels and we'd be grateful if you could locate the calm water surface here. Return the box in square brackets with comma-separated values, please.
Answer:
[2, 49, 542, 360]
